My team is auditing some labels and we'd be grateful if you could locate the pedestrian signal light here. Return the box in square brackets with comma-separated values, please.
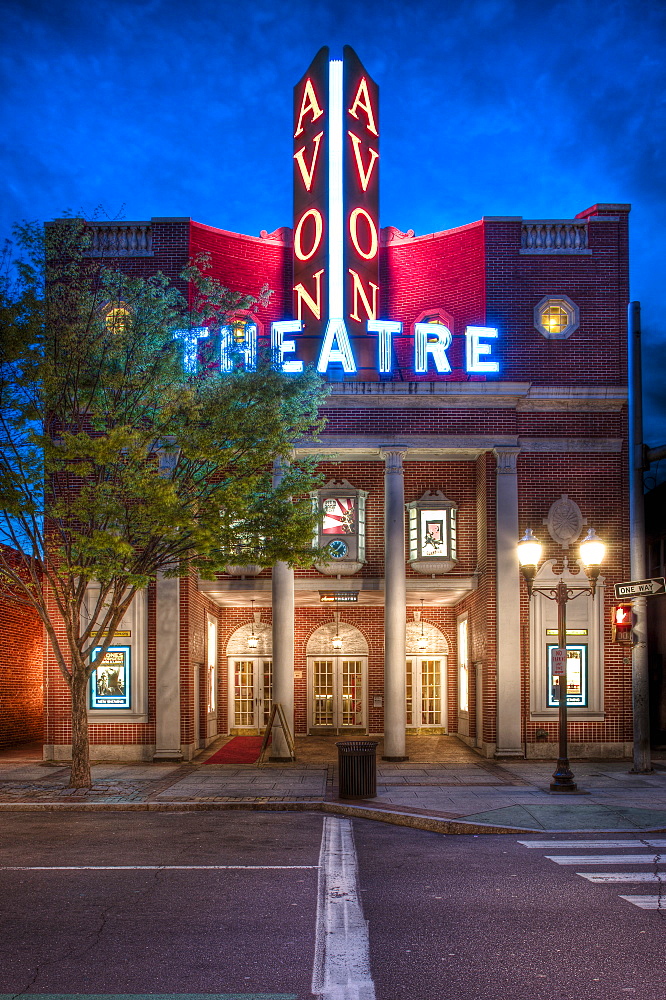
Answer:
[612, 603, 634, 643]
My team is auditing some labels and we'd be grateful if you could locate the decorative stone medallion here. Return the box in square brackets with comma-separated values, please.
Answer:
[544, 495, 586, 550]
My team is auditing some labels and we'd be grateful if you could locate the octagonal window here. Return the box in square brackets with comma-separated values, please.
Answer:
[534, 296, 579, 340]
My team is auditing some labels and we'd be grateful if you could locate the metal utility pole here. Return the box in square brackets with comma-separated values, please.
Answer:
[628, 301, 652, 772]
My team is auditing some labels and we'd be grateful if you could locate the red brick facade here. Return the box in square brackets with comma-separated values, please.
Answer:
[40, 199, 632, 761]
[1, 572, 44, 749]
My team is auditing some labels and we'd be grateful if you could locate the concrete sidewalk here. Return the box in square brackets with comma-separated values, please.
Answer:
[1, 735, 666, 835]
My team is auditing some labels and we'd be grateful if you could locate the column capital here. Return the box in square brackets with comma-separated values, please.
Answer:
[493, 446, 521, 474]
[272, 452, 294, 487]
[380, 448, 407, 473]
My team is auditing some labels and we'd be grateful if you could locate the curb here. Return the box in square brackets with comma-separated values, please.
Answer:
[2, 798, 666, 836]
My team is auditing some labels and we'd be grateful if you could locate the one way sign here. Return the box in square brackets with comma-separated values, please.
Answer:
[614, 577, 666, 599]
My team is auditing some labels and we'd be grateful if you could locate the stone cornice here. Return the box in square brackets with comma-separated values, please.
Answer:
[295, 435, 623, 458]
[319, 382, 627, 412]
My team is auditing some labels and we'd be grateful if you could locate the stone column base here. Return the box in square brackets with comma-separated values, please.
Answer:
[153, 749, 184, 762]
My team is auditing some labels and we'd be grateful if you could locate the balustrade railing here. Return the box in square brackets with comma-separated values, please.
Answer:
[521, 221, 588, 253]
[86, 223, 153, 256]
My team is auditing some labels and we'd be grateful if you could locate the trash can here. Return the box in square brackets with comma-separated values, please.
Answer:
[336, 740, 379, 799]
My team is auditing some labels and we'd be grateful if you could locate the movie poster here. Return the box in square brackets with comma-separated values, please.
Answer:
[322, 497, 356, 534]
[547, 644, 587, 707]
[90, 646, 131, 710]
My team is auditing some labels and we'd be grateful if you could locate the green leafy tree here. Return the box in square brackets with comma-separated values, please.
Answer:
[0, 218, 327, 787]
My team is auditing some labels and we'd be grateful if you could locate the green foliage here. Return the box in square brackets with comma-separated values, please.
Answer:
[0, 217, 327, 683]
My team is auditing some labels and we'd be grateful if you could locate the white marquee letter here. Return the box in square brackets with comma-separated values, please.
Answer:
[367, 319, 401, 374]
[466, 326, 499, 373]
[172, 327, 209, 374]
[414, 322, 452, 373]
[220, 322, 257, 372]
[271, 320, 304, 373]
[317, 318, 357, 374]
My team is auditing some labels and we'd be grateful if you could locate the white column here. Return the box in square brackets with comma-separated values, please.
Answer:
[381, 449, 408, 761]
[154, 573, 183, 760]
[271, 458, 295, 760]
[493, 447, 524, 757]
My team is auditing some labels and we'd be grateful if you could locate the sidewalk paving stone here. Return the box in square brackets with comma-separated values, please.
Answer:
[1, 736, 666, 833]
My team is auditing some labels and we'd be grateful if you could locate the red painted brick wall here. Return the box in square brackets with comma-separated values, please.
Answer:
[382, 221, 486, 381]
[0, 587, 44, 748]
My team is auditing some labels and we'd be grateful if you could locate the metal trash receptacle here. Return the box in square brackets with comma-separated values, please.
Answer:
[336, 740, 379, 798]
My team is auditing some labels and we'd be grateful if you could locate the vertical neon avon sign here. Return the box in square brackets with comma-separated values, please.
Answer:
[293, 47, 381, 378]
[292, 47, 330, 370]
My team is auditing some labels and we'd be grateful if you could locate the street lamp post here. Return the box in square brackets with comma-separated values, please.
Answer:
[518, 527, 605, 793]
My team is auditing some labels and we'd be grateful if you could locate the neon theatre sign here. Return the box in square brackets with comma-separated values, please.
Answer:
[176, 47, 500, 381]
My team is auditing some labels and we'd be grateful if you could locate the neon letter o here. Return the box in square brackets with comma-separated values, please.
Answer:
[294, 208, 323, 262]
[349, 207, 378, 260]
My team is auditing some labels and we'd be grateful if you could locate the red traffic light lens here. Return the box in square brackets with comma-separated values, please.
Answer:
[614, 605, 631, 625]
[612, 604, 634, 642]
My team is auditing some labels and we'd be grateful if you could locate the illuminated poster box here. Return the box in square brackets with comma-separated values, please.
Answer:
[546, 644, 587, 708]
[90, 646, 131, 710]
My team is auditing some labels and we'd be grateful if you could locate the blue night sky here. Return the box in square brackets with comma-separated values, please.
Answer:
[2, 0, 665, 472]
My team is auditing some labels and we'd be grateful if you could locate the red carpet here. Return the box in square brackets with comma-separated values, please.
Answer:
[204, 736, 266, 764]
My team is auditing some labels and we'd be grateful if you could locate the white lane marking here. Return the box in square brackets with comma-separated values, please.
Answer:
[579, 872, 666, 883]
[619, 896, 666, 909]
[545, 855, 665, 865]
[311, 816, 376, 1000]
[0, 865, 319, 871]
[519, 840, 666, 849]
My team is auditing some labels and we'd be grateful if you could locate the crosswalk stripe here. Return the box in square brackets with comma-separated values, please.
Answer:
[518, 838, 666, 911]
[578, 872, 666, 883]
[518, 840, 666, 849]
[545, 854, 665, 865]
[619, 896, 666, 909]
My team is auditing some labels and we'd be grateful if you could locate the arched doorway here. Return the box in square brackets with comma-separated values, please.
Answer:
[226, 621, 272, 734]
[406, 620, 449, 732]
[307, 622, 369, 733]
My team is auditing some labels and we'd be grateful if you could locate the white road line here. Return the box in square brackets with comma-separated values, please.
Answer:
[579, 872, 666, 883]
[0, 865, 320, 871]
[311, 816, 376, 1000]
[619, 896, 666, 909]
[518, 840, 666, 849]
[545, 855, 665, 865]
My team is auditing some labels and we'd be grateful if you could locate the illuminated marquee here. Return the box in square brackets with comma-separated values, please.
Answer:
[174, 47, 501, 380]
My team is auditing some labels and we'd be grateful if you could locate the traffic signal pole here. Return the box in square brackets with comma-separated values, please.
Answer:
[628, 301, 652, 773]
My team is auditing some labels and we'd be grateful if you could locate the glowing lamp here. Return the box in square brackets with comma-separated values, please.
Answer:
[517, 528, 543, 569]
[579, 528, 605, 595]
[579, 528, 605, 568]
[517, 528, 543, 597]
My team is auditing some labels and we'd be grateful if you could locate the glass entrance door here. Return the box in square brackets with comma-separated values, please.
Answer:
[309, 657, 366, 731]
[230, 658, 272, 733]
[406, 657, 446, 729]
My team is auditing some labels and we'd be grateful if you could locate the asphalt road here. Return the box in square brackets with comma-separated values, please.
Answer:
[0, 811, 664, 1000]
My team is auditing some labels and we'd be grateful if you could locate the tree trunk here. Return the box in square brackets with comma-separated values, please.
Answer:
[70, 664, 92, 788]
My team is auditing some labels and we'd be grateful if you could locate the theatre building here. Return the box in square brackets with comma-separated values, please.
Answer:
[44, 47, 633, 762]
